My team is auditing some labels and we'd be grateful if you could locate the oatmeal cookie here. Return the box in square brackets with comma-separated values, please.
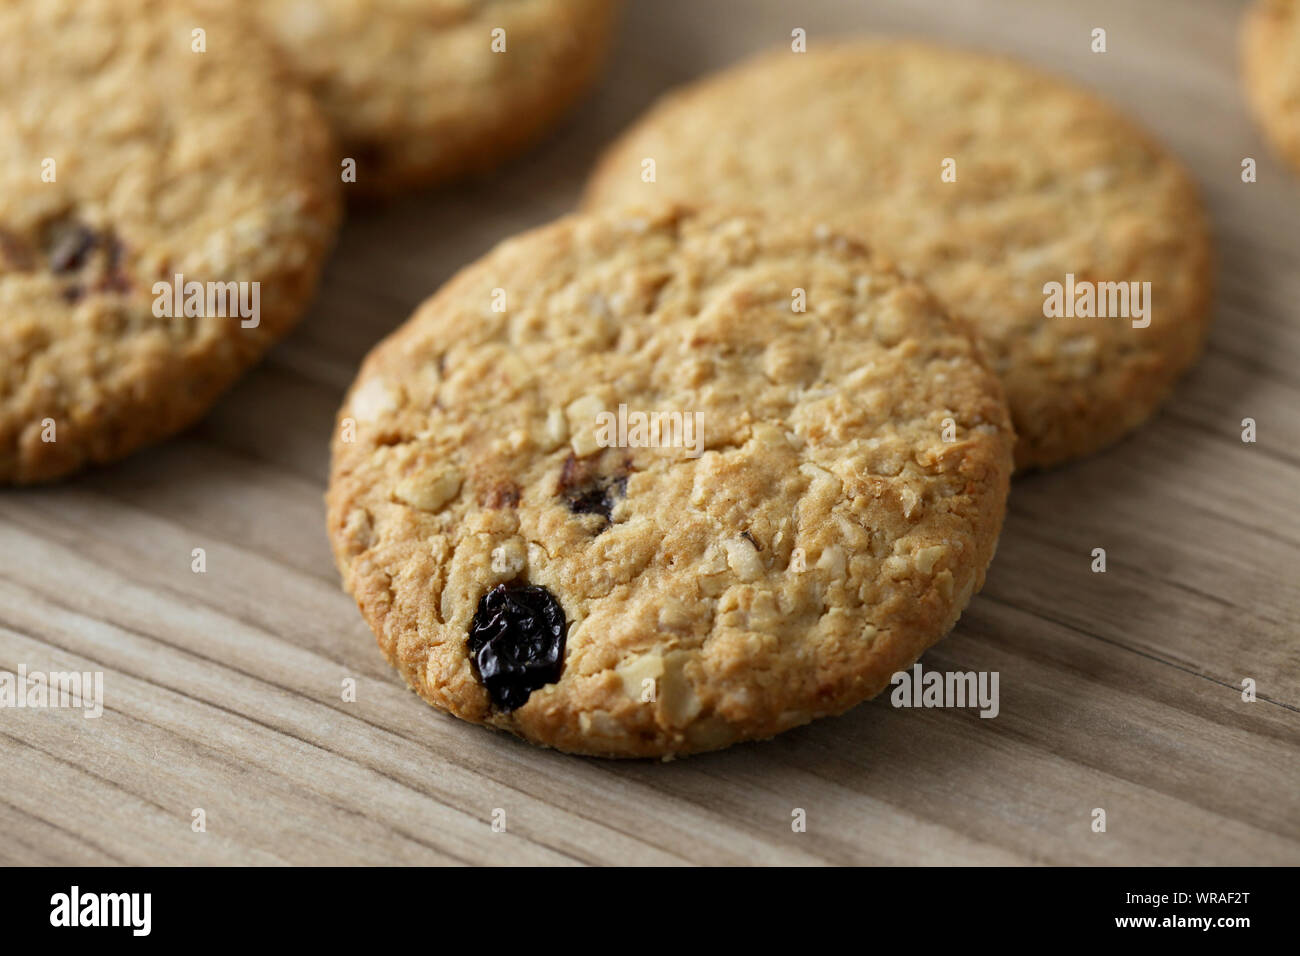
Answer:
[327, 205, 1014, 757]
[585, 42, 1214, 469]
[250, 0, 621, 194]
[1242, 0, 1300, 173]
[0, 0, 340, 482]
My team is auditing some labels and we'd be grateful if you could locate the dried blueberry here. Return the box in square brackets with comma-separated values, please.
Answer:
[564, 475, 625, 520]
[468, 583, 566, 712]
[47, 222, 97, 274]
[557, 452, 628, 526]
[35, 217, 132, 299]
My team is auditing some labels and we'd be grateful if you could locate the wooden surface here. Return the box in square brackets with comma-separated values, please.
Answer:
[3, 0, 1298, 866]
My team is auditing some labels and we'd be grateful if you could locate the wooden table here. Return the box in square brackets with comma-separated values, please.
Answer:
[2, 0, 1297, 866]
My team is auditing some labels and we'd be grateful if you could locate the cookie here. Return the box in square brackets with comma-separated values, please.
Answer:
[250, 0, 621, 195]
[327, 205, 1014, 758]
[584, 41, 1214, 470]
[1242, 0, 1300, 173]
[0, 0, 340, 484]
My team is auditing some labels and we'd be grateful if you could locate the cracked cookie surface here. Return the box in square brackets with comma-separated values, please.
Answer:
[327, 206, 1014, 758]
[584, 41, 1214, 470]
[248, 0, 620, 195]
[1242, 0, 1300, 173]
[0, 0, 340, 483]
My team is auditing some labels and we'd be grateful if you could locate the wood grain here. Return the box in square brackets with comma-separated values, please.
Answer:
[2, 0, 1297, 866]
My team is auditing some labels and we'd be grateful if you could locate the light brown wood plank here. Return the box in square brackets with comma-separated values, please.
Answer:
[2, 0, 1296, 865]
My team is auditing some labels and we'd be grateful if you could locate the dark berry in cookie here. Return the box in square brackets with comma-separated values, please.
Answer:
[47, 220, 97, 274]
[468, 583, 567, 711]
[564, 475, 626, 521]
[557, 451, 628, 526]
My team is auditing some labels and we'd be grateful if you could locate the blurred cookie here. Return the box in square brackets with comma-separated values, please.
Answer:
[0, 0, 339, 483]
[1242, 0, 1300, 172]
[252, 0, 621, 194]
[585, 42, 1214, 469]
[327, 205, 1014, 758]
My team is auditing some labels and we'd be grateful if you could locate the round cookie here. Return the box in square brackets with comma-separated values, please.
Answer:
[584, 42, 1214, 470]
[0, 0, 340, 484]
[1242, 0, 1300, 173]
[327, 205, 1014, 758]
[249, 0, 621, 195]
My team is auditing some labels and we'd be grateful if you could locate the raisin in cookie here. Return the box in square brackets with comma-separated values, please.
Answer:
[1242, 0, 1300, 173]
[0, 0, 340, 483]
[584, 41, 1214, 470]
[249, 0, 620, 195]
[327, 205, 1014, 758]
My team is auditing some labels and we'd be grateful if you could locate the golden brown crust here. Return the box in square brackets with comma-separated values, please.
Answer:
[584, 41, 1215, 470]
[1242, 0, 1300, 173]
[327, 205, 1014, 757]
[0, 0, 341, 483]
[252, 0, 621, 195]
